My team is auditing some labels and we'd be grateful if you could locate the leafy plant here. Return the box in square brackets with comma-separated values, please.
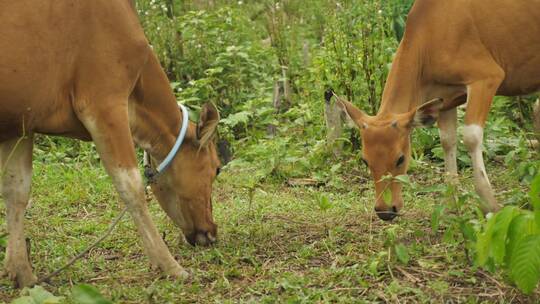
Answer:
[71, 284, 113, 304]
[476, 173, 540, 294]
[11, 286, 63, 304]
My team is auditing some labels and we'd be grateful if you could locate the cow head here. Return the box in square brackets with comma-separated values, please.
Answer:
[338, 97, 444, 221]
[149, 103, 221, 245]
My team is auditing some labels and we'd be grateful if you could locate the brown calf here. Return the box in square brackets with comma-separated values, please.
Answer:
[340, 0, 540, 220]
[0, 1, 220, 287]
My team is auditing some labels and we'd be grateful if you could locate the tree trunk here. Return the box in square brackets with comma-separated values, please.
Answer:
[324, 90, 343, 157]
[267, 81, 282, 136]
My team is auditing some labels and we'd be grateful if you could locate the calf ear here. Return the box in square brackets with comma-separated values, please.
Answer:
[409, 98, 445, 128]
[197, 102, 220, 146]
[336, 98, 369, 129]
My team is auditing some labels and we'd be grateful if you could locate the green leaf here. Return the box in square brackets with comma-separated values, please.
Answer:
[382, 188, 392, 206]
[476, 211, 498, 266]
[71, 284, 113, 304]
[510, 235, 540, 294]
[394, 244, 410, 264]
[431, 205, 445, 233]
[11, 286, 63, 304]
[459, 220, 476, 242]
[393, 175, 410, 185]
[0, 234, 6, 247]
[317, 195, 332, 211]
[28, 286, 62, 304]
[11, 296, 36, 304]
[220, 111, 251, 128]
[530, 173, 540, 228]
[491, 206, 519, 264]
[506, 213, 539, 264]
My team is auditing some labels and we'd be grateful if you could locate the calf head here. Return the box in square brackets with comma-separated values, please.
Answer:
[338, 97, 444, 221]
[150, 103, 221, 245]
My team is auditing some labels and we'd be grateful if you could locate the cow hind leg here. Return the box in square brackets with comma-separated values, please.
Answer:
[464, 73, 504, 213]
[77, 102, 187, 279]
[438, 107, 458, 177]
[0, 135, 37, 288]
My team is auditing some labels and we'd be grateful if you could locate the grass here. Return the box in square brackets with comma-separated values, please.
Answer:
[0, 147, 538, 303]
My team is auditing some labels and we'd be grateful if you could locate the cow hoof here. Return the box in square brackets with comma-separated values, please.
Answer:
[165, 266, 189, 281]
[6, 268, 37, 288]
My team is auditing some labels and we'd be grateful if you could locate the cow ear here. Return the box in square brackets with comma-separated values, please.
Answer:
[337, 99, 369, 129]
[409, 98, 445, 128]
[197, 102, 220, 147]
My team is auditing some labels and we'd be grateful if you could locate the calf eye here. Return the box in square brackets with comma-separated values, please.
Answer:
[396, 155, 405, 167]
[361, 158, 369, 167]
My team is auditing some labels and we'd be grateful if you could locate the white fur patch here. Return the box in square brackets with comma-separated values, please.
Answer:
[463, 124, 493, 191]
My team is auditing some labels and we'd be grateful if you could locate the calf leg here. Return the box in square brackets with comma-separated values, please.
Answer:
[78, 103, 187, 279]
[0, 135, 36, 287]
[463, 75, 504, 213]
[438, 107, 458, 177]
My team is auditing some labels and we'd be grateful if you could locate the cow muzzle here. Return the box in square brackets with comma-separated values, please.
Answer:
[185, 230, 217, 246]
[375, 206, 399, 221]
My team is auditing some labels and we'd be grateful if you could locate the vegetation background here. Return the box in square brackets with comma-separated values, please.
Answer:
[1, 0, 540, 302]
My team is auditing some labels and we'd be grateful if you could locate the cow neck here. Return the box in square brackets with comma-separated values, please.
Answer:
[377, 39, 424, 117]
[130, 54, 186, 163]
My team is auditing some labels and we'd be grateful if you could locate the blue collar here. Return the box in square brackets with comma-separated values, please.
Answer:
[144, 104, 189, 183]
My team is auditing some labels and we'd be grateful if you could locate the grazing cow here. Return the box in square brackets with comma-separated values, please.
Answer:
[339, 0, 540, 220]
[0, 1, 221, 287]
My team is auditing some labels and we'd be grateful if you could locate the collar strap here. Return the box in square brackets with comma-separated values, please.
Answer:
[144, 104, 189, 183]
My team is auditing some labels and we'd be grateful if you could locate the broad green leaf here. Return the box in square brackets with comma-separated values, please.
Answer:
[11, 286, 62, 304]
[28, 286, 62, 304]
[11, 296, 36, 304]
[506, 213, 539, 264]
[491, 206, 519, 264]
[71, 284, 113, 304]
[510, 235, 540, 294]
[395, 244, 410, 265]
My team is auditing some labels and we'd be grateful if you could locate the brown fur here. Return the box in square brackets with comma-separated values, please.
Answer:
[341, 0, 540, 220]
[0, 0, 220, 287]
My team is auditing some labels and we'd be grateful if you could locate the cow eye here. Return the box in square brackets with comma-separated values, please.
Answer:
[361, 158, 368, 167]
[216, 167, 221, 176]
[396, 155, 405, 167]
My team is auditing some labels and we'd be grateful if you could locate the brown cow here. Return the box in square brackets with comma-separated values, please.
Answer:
[0, 1, 220, 287]
[340, 0, 540, 220]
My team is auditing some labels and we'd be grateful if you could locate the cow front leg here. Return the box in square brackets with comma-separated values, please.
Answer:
[78, 104, 187, 279]
[0, 135, 37, 288]
[464, 75, 504, 213]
